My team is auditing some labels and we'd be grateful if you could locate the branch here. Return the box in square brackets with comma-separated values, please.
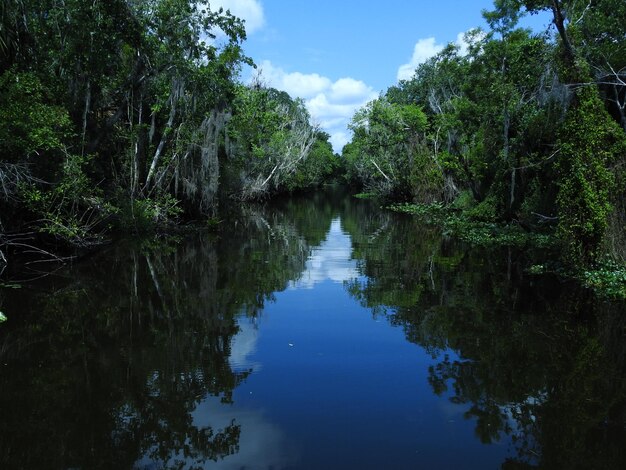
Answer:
[145, 80, 181, 189]
[532, 212, 559, 223]
[260, 164, 279, 188]
[371, 159, 391, 182]
[509, 149, 560, 171]
[574, 1, 592, 25]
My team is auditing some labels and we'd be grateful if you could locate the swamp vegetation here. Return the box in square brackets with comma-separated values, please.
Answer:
[342, 1, 626, 295]
[0, 0, 625, 294]
[0, 0, 339, 271]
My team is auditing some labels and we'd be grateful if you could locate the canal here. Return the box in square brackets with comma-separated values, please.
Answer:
[1, 188, 625, 469]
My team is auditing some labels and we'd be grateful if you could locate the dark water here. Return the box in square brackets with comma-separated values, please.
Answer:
[1, 189, 625, 469]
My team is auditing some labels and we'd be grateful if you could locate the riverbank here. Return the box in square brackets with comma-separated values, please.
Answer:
[387, 200, 626, 300]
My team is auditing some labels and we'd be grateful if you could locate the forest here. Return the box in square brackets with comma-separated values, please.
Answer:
[0, 0, 339, 267]
[0, 0, 625, 294]
[343, 0, 626, 292]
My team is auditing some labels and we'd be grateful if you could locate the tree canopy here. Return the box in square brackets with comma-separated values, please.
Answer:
[342, 0, 626, 268]
[0, 0, 337, 267]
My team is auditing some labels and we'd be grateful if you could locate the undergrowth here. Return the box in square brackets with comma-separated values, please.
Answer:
[389, 202, 625, 300]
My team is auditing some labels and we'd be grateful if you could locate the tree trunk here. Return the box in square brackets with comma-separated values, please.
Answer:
[81, 79, 91, 155]
[145, 83, 179, 190]
[550, 0, 576, 70]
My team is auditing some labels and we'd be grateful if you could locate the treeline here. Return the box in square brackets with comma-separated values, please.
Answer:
[343, 0, 626, 267]
[0, 0, 339, 264]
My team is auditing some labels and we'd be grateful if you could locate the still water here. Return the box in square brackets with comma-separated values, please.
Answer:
[1, 189, 625, 469]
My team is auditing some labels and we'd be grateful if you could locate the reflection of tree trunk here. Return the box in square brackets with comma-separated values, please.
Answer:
[428, 253, 435, 290]
[507, 246, 512, 282]
[132, 251, 139, 329]
[145, 255, 164, 312]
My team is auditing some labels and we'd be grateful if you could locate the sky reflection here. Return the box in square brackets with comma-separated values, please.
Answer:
[290, 218, 359, 289]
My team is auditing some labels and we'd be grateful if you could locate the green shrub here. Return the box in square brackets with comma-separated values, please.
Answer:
[465, 195, 498, 222]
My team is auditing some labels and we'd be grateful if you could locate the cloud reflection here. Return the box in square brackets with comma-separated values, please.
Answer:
[191, 396, 296, 469]
[290, 218, 359, 289]
[229, 318, 262, 372]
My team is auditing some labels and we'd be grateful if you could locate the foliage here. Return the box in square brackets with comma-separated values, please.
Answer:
[555, 86, 626, 263]
[354, 192, 379, 200]
[18, 152, 118, 247]
[226, 82, 335, 199]
[0, 69, 70, 163]
[583, 259, 626, 300]
[0, 0, 255, 254]
[390, 201, 556, 249]
[342, 0, 626, 270]
[118, 193, 184, 233]
[0, 0, 339, 264]
[345, 96, 439, 201]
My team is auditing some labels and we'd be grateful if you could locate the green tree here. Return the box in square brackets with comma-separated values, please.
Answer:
[345, 96, 437, 201]
[486, 0, 626, 261]
[0, 0, 254, 248]
[227, 81, 322, 199]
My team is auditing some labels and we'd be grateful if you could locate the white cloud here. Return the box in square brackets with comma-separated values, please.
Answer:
[229, 318, 262, 372]
[397, 31, 481, 82]
[189, 395, 295, 469]
[256, 61, 378, 153]
[258, 60, 331, 98]
[307, 94, 360, 122]
[282, 72, 332, 97]
[455, 31, 471, 57]
[397, 37, 444, 81]
[329, 78, 374, 103]
[211, 0, 265, 35]
[329, 132, 350, 153]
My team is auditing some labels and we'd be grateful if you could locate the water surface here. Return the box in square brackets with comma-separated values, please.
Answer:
[1, 189, 625, 469]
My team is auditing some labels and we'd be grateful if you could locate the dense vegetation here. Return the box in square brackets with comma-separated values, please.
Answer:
[1, 0, 625, 286]
[0, 0, 338, 269]
[342, 0, 626, 275]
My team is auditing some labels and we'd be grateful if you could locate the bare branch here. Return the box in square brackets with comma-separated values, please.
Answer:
[371, 159, 391, 182]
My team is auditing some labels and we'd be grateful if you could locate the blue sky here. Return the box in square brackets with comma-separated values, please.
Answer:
[212, 0, 552, 152]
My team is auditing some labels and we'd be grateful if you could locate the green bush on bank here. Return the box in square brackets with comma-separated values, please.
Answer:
[389, 201, 625, 300]
[583, 260, 626, 299]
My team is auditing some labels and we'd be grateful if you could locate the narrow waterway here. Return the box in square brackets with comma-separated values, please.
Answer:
[1, 188, 625, 469]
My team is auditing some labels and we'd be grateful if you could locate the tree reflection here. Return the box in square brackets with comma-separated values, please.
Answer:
[0, 197, 337, 469]
[343, 208, 626, 469]
[3, 189, 624, 468]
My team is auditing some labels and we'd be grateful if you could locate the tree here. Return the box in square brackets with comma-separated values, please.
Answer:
[344, 96, 438, 201]
[226, 82, 321, 199]
[0, 0, 255, 245]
